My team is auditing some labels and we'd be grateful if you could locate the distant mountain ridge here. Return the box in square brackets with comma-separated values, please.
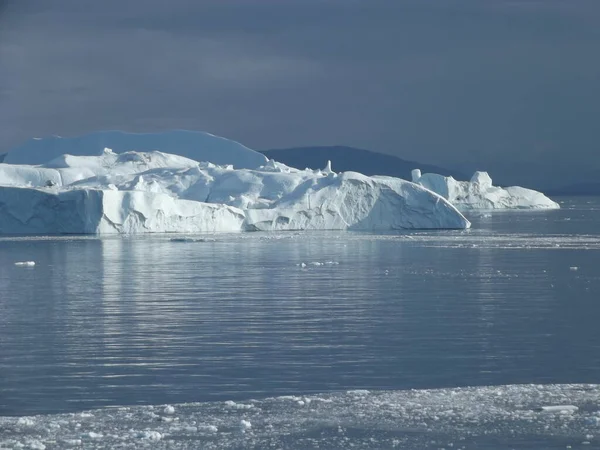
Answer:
[261, 146, 466, 181]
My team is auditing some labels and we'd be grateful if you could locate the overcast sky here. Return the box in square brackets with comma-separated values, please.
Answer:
[1, 0, 599, 171]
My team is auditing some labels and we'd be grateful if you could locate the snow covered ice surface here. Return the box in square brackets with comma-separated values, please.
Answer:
[0, 141, 470, 234]
[2, 384, 600, 450]
[412, 169, 560, 210]
[3, 130, 268, 169]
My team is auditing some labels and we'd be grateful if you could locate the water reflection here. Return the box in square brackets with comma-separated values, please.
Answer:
[1, 200, 600, 415]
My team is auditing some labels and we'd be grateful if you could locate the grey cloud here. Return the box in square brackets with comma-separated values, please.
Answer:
[1, 0, 599, 181]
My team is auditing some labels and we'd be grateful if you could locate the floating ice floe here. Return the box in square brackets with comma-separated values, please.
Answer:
[296, 261, 339, 267]
[0, 132, 470, 234]
[537, 405, 579, 413]
[14, 261, 36, 267]
[412, 168, 560, 210]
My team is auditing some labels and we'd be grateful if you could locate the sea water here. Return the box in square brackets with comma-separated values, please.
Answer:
[1, 197, 599, 449]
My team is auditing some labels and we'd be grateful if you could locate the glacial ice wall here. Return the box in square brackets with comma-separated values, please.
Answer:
[0, 148, 470, 234]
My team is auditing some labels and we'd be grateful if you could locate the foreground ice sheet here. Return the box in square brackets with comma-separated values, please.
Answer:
[1, 384, 599, 450]
[412, 169, 560, 210]
[0, 149, 470, 234]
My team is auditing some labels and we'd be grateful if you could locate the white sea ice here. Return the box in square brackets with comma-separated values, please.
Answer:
[14, 261, 36, 267]
[239, 419, 252, 432]
[3, 384, 599, 450]
[537, 405, 579, 413]
[412, 169, 560, 210]
[138, 430, 163, 441]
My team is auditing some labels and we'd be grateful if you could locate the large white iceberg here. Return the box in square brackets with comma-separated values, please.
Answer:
[0, 147, 470, 234]
[411, 169, 560, 210]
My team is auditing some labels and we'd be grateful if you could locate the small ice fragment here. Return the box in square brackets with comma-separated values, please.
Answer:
[348, 389, 370, 395]
[570, 266, 579, 271]
[300, 262, 306, 268]
[537, 405, 579, 413]
[27, 441, 45, 450]
[88, 432, 103, 439]
[163, 405, 175, 415]
[14, 261, 35, 267]
[137, 430, 162, 441]
[240, 419, 252, 432]
[17, 417, 35, 426]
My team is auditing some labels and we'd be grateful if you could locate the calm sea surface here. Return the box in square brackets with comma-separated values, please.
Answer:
[1, 197, 600, 448]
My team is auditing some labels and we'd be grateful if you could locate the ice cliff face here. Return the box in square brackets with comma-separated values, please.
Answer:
[412, 169, 560, 210]
[0, 147, 470, 234]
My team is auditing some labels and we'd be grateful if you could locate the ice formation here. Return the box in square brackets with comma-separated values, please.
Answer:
[0, 146, 470, 234]
[14, 261, 36, 267]
[4, 130, 268, 169]
[1, 384, 599, 450]
[412, 169, 560, 210]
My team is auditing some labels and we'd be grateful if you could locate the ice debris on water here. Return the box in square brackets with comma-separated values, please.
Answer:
[27, 441, 46, 450]
[570, 266, 579, 271]
[239, 419, 252, 432]
[297, 261, 339, 268]
[14, 261, 35, 267]
[2, 384, 600, 449]
[163, 405, 175, 415]
[16, 417, 36, 427]
[138, 430, 162, 441]
[536, 405, 579, 413]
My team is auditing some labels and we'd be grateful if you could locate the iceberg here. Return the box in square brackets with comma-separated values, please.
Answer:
[4, 130, 268, 169]
[0, 146, 470, 234]
[411, 169, 560, 210]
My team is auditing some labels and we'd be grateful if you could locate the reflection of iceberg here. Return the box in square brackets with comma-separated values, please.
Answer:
[0, 145, 470, 234]
[2, 384, 599, 449]
[412, 169, 560, 210]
